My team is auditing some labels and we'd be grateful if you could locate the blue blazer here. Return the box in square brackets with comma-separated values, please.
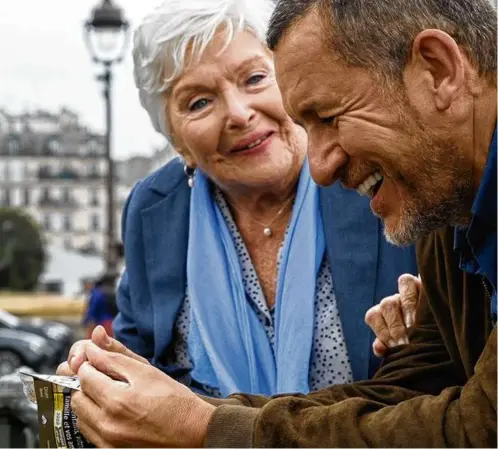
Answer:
[114, 158, 418, 383]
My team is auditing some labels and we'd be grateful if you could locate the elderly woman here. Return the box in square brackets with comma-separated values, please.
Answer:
[111, 0, 417, 398]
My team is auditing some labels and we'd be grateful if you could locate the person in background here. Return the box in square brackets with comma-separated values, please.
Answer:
[82, 274, 118, 339]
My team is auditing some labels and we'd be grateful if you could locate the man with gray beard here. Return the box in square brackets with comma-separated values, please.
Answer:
[55, 0, 496, 447]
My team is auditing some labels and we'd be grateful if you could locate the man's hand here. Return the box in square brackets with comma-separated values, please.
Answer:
[56, 326, 149, 377]
[71, 344, 215, 448]
[365, 274, 422, 357]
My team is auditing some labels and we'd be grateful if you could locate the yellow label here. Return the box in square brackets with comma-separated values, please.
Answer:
[53, 392, 67, 449]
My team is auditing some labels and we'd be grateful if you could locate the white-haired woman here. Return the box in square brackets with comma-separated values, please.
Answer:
[95, 0, 418, 398]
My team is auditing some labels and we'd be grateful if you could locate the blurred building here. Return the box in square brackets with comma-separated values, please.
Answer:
[115, 155, 152, 188]
[113, 143, 177, 235]
[115, 143, 176, 188]
[150, 143, 176, 172]
[0, 108, 110, 255]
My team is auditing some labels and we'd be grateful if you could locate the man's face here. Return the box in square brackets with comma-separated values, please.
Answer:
[274, 10, 474, 245]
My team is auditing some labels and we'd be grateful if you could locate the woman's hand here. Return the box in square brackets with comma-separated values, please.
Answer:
[71, 345, 214, 448]
[56, 326, 149, 377]
[365, 274, 422, 357]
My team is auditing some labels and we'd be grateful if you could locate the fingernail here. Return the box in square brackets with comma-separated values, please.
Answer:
[103, 331, 111, 346]
[95, 325, 111, 346]
[397, 338, 408, 346]
[68, 354, 79, 371]
[388, 339, 397, 348]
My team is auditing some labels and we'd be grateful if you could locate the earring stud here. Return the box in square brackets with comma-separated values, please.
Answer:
[184, 164, 195, 188]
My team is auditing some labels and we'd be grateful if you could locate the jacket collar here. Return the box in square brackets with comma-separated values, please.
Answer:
[319, 183, 379, 381]
[148, 158, 187, 197]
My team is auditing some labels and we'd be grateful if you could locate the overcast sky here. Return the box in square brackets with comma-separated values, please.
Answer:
[0, 0, 167, 160]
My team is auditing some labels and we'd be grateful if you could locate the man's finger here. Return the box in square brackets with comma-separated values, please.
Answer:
[71, 391, 110, 448]
[56, 361, 75, 377]
[91, 326, 150, 365]
[372, 338, 388, 358]
[365, 305, 395, 347]
[379, 295, 408, 345]
[68, 340, 91, 375]
[398, 274, 421, 327]
[84, 343, 148, 386]
[78, 360, 124, 407]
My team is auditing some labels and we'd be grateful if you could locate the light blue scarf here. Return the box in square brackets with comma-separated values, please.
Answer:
[187, 160, 325, 397]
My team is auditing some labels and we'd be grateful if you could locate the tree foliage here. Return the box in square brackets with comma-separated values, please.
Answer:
[0, 208, 46, 291]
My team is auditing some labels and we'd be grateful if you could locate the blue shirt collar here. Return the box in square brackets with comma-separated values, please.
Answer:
[454, 127, 497, 246]
[454, 127, 497, 315]
[471, 128, 497, 225]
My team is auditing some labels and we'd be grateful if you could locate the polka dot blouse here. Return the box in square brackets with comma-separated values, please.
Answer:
[166, 188, 354, 397]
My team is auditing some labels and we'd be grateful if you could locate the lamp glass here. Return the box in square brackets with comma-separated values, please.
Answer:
[86, 27, 127, 63]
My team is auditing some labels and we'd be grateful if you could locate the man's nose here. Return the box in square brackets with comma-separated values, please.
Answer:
[308, 141, 349, 187]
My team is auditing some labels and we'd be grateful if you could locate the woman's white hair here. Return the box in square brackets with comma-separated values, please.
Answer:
[133, 0, 275, 139]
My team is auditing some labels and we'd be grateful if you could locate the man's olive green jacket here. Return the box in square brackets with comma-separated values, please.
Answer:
[204, 226, 497, 447]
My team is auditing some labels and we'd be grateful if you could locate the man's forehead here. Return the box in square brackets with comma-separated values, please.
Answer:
[274, 9, 324, 62]
[273, 17, 343, 115]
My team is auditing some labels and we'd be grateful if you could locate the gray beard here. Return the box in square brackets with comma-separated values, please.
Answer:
[382, 190, 473, 246]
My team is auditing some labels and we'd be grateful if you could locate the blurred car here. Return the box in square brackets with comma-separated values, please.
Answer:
[0, 329, 59, 376]
[0, 368, 39, 448]
[0, 310, 74, 364]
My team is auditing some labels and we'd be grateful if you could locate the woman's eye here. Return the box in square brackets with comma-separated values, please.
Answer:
[189, 98, 210, 111]
[247, 74, 266, 85]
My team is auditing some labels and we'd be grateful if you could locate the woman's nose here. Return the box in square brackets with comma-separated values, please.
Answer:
[225, 92, 256, 130]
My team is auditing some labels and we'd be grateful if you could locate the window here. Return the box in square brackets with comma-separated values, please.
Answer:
[89, 164, 99, 178]
[88, 140, 101, 155]
[3, 165, 11, 181]
[63, 214, 72, 232]
[62, 187, 70, 202]
[47, 139, 61, 154]
[22, 189, 30, 206]
[43, 214, 51, 231]
[89, 189, 99, 206]
[2, 189, 11, 206]
[40, 187, 50, 201]
[7, 138, 20, 155]
[91, 214, 100, 231]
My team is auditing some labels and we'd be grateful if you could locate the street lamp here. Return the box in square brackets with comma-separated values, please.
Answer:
[84, 0, 130, 274]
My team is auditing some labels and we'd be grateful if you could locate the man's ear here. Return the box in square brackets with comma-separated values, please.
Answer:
[407, 29, 465, 111]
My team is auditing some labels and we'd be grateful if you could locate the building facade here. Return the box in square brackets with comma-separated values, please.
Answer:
[0, 108, 109, 255]
[0, 108, 178, 258]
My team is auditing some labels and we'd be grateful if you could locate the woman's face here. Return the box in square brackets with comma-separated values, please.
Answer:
[167, 30, 307, 193]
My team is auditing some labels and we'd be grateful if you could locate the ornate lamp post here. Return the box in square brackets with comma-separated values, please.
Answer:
[84, 0, 129, 273]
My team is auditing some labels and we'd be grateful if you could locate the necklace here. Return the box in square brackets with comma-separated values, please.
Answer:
[225, 195, 295, 237]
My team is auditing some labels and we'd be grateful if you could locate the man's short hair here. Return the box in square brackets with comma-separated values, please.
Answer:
[267, 0, 497, 84]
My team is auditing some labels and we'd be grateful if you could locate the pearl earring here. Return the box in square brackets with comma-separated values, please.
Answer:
[184, 164, 195, 188]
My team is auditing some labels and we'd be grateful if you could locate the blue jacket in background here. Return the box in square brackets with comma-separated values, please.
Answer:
[114, 158, 418, 384]
[83, 287, 115, 326]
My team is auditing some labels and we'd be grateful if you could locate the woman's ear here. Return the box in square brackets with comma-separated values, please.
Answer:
[175, 145, 197, 169]
[169, 128, 197, 169]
